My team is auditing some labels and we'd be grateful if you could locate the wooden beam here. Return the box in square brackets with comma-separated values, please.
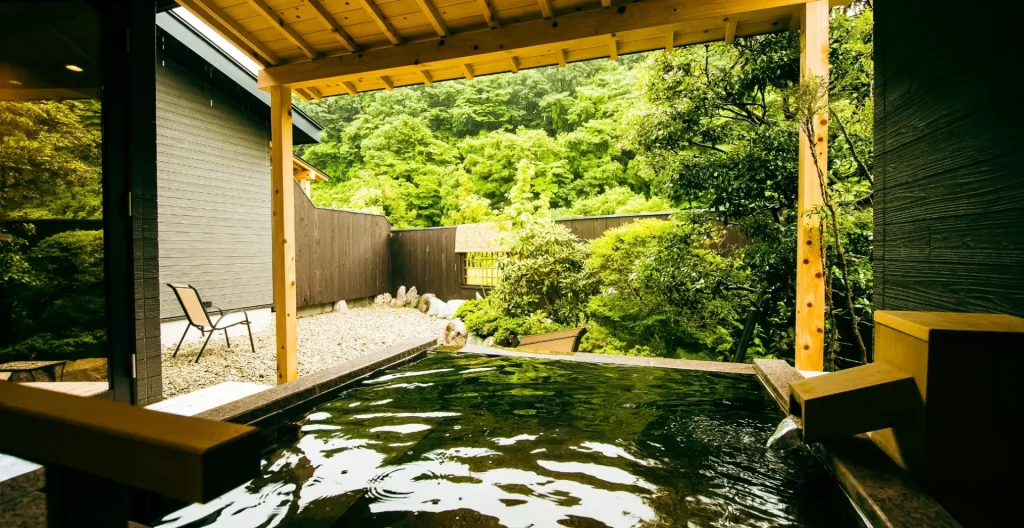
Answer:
[538, 0, 553, 19]
[508, 55, 519, 73]
[0, 382, 259, 504]
[461, 63, 475, 80]
[358, 0, 402, 45]
[725, 19, 738, 43]
[555, 48, 567, 67]
[795, 0, 828, 371]
[308, 0, 359, 52]
[476, 0, 499, 29]
[259, 0, 810, 89]
[180, 0, 277, 66]
[294, 87, 312, 101]
[246, 0, 317, 59]
[307, 86, 324, 100]
[270, 86, 297, 384]
[789, 11, 801, 31]
[665, 31, 674, 51]
[341, 80, 358, 96]
[602, 0, 611, 7]
[380, 75, 394, 91]
[414, 0, 449, 37]
[608, 38, 618, 61]
[420, 69, 434, 85]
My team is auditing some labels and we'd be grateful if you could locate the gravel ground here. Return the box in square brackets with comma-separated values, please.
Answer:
[162, 305, 450, 399]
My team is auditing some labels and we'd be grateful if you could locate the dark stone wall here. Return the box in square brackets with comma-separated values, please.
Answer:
[874, 1, 1024, 316]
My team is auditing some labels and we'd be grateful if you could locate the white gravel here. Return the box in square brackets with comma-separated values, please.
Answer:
[161, 305, 450, 399]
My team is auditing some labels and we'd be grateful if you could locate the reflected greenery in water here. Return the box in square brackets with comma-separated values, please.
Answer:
[159, 354, 840, 527]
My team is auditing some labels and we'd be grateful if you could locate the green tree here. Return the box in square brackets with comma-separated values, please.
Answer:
[0, 100, 102, 220]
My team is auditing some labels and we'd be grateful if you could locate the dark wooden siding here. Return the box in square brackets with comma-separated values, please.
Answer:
[874, 3, 1021, 525]
[874, 2, 1024, 317]
[294, 183, 391, 307]
[390, 213, 674, 300]
[156, 54, 272, 318]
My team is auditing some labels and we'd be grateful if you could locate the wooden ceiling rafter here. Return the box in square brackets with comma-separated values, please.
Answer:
[476, 0, 500, 29]
[307, 0, 359, 52]
[537, 0, 553, 19]
[379, 75, 394, 90]
[357, 0, 402, 45]
[175, 0, 846, 97]
[179, 0, 277, 66]
[414, 0, 449, 37]
[244, 0, 317, 59]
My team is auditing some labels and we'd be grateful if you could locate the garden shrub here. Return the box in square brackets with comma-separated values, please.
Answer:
[585, 215, 752, 360]
[493, 219, 596, 326]
[0, 229, 106, 361]
[456, 297, 563, 347]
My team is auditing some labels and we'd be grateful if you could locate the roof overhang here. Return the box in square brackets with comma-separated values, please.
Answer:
[174, 0, 849, 99]
[293, 156, 329, 182]
[156, 10, 322, 144]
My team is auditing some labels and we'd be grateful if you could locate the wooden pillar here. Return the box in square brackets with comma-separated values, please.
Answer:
[795, 0, 828, 371]
[271, 86, 297, 384]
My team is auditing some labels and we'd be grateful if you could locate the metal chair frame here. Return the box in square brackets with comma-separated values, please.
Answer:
[167, 284, 256, 363]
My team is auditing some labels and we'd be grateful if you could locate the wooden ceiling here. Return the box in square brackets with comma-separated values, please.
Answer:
[176, 0, 836, 99]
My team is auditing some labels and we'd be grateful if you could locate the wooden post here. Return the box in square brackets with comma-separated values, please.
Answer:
[270, 86, 297, 384]
[795, 0, 828, 371]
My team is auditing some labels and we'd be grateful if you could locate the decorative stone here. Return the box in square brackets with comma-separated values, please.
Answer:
[374, 294, 385, 305]
[446, 299, 467, 318]
[406, 294, 420, 310]
[427, 297, 447, 317]
[380, 293, 393, 305]
[437, 319, 468, 347]
[475, 292, 484, 300]
[394, 285, 407, 306]
[333, 300, 348, 312]
[418, 294, 435, 313]
[407, 286, 418, 301]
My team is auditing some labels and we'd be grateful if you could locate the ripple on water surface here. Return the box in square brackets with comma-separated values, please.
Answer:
[156, 353, 841, 527]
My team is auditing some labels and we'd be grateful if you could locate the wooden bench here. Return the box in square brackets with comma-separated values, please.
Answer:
[517, 328, 588, 354]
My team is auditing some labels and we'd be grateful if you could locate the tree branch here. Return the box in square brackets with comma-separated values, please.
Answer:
[831, 109, 872, 184]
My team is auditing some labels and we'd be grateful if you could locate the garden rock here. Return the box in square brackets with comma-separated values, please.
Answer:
[407, 286, 418, 301]
[427, 297, 447, 317]
[394, 286, 407, 307]
[447, 299, 467, 317]
[475, 292, 483, 300]
[418, 294, 435, 313]
[438, 319, 468, 348]
[334, 300, 348, 312]
[377, 293, 393, 305]
[407, 294, 420, 310]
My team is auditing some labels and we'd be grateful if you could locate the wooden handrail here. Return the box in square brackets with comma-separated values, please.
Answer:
[0, 382, 260, 504]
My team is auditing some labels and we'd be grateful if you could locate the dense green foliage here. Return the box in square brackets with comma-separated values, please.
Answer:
[296, 57, 670, 228]
[2, 100, 106, 362]
[0, 100, 102, 220]
[0, 230, 106, 361]
[583, 217, 751, 359]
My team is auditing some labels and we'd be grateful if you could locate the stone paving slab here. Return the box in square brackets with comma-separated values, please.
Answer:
[458, 345, 755, 374]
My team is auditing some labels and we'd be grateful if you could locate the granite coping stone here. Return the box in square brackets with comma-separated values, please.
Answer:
[458, 345, 755, 374]
[752, 359, 961, 528]
[197, 337, 437, 424]
[753, 358, 804, 412]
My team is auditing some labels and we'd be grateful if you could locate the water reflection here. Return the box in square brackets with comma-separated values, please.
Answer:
[157, 354, 839, 527]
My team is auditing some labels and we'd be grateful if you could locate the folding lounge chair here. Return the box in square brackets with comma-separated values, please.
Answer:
[167, 283, 255, 363]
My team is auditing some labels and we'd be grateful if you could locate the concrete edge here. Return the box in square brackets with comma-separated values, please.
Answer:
[196, 336, 436, 424]
[751, 359, 961, 528]
[458, 345, 755, 375]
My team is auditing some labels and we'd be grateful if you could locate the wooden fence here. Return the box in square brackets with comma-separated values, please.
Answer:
[389, 213, 674, 301]
[294, 182, 391, 308]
